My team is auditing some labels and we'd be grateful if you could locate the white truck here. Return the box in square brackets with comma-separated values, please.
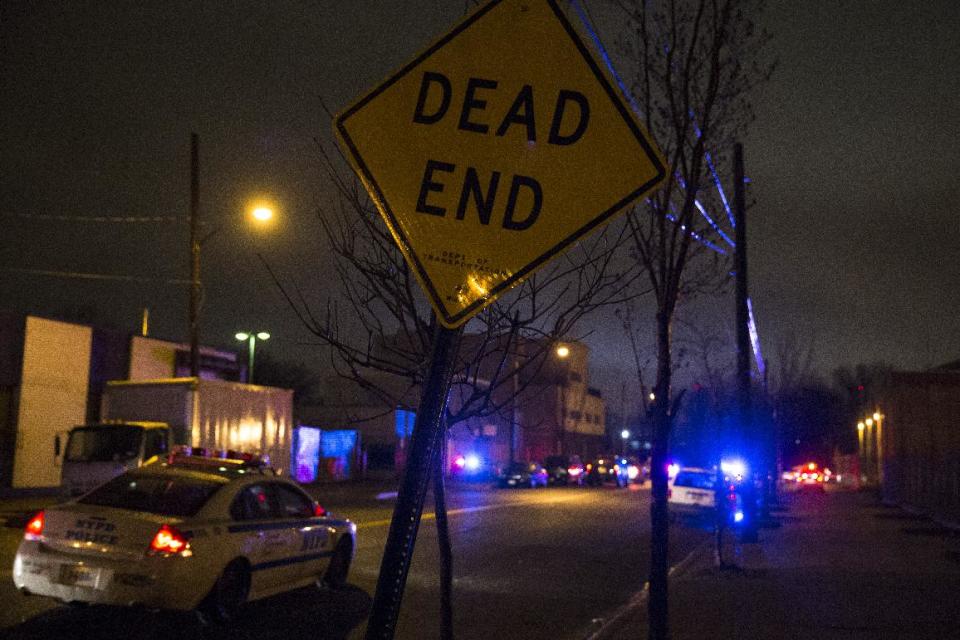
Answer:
[59, 378, 294, 496]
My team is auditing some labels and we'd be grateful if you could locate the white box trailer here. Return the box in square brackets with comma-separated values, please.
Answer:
[60, 378, 294, 494]
[102, 378, 294, 470]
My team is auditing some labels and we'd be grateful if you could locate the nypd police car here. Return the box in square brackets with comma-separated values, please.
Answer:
[12, 448, 356, 623]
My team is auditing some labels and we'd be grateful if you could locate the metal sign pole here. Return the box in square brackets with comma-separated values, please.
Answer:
[365, 323, 462, 640]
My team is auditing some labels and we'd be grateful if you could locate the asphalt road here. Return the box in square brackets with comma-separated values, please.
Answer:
[0, 482, 711, 639]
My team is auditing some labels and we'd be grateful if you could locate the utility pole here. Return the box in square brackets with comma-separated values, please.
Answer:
[734, 142, 759, 543]
[189, 133, 200, 378]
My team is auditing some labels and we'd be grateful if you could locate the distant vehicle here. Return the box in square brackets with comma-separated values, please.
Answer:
[496, 461, 549, 488]
[584, 456, 629, 488]
[668, 467, 717, 517]
[60, 378, 293, 496]
[783, 462, 828, 492]
[544, 455, 584, 486]
[623, 457, 644, 485]
[60, 422, 172, 497]
[669, 465, 750, 527]
[640, 461, 652, 484]
[13, 447, 356, 623]
[450, 452, 494, 481]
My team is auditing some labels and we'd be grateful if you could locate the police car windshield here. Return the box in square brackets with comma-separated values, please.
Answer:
[78, 473, 223, 517]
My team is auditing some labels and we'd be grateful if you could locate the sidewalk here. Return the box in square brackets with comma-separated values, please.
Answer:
[596, 490, 960, 640]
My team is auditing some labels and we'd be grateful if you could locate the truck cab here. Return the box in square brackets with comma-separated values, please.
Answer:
[60, 421, 171, 496]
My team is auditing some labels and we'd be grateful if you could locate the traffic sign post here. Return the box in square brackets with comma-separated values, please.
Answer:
[334, 1, 667, 637]
[364, 324, 461, 640]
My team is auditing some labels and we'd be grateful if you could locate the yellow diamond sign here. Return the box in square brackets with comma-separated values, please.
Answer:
[335, 0, 666, 328]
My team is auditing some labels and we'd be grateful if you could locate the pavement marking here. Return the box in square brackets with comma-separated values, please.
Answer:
[581, 540, 711, 640]
[356, 495, 580, 529]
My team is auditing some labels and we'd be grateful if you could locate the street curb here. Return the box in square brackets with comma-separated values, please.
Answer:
[581, 541, 710, 640]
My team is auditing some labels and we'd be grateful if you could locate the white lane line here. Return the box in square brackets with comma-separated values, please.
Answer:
[357, 495, 580, 529]
[581, 541, 710, 640]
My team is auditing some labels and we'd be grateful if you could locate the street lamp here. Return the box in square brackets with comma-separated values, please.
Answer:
[555, 344, 570, 455]
[871, 411, 884, 484]
[856, 421, 866, 485]
[236, 331, 270, 384]
[621, 429, 630, 455]
[186, 133, 278, 377]
[251, 206, 274, 222]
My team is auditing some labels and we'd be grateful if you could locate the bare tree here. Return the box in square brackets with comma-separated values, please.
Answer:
[606, 0, 774, 637]
[772, 333, 817, 394]
[265, 127, 649, 637]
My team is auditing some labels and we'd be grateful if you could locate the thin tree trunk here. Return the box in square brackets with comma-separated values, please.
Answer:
[434, 429, 454, 640]
[648, 309, 673, 640]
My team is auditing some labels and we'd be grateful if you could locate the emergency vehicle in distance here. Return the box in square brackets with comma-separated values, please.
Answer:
[13, 447, 356, 623]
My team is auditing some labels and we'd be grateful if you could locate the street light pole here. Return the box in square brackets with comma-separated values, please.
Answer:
[857, 421, 866, 487]
[556, 345, 570, 456]
[189, 133, 201, 378]
[236, 332, 270, 384]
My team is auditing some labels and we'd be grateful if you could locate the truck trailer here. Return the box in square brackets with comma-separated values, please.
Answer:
[60, 377, 293, 495]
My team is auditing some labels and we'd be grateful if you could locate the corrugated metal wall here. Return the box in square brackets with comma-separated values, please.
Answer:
[883, 371, 960, 527]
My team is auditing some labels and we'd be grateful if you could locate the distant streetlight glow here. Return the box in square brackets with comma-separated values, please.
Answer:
[648, 392, 656, 401]
[872, 412, 881, 421]
[621, 429, 630, 440]
[252, 206, 273, 221]
[857, 422, 865, 432]
[556, 345, 570, 358]
[248, 198, 278, 226]
[256, 331, 271, 340]
[865, 418, 873, 427]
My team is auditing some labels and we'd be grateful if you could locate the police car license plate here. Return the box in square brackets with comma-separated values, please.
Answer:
[57, 564, 100, 588]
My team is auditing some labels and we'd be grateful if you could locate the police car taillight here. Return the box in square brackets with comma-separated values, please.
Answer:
[148, 524, 191, 556]
[24, 511, 44, 541]
[314, 504, 327, 517]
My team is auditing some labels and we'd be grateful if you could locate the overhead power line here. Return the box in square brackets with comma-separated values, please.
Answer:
[1, 266, 190, 285]
[0, 212, 185, 224]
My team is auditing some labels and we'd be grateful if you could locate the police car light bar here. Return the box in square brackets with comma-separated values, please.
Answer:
[167, 445, 272, 471]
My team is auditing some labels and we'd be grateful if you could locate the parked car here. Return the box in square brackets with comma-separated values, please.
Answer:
[544, 455, 585, 486]
[584, 456, 629, 487]
[668, 465, 748, 527]
[667, 466, 717, 518]
[449, 452, 495, 482]
[13, 447, 356, 623]
[496, 461, 549, 488]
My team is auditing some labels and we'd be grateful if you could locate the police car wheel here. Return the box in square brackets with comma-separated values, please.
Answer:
[321, 538, 352, 590]
[199, 560, 249, 624]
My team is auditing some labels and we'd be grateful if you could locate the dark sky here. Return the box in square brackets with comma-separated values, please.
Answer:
[2, 0, 958, 394]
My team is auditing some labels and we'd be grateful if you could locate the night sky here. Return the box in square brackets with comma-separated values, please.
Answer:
[2, 1, 958, 395]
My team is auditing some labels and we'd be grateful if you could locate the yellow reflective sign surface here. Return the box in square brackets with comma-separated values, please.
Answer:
[335, 0, 666, 327]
